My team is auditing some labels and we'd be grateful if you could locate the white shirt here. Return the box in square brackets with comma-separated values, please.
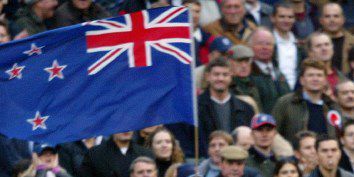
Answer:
[211, 94, 231, 104]
[245, 2, 261, 25]
[274, 30, 297, 90]
[254, 60, 276, 79]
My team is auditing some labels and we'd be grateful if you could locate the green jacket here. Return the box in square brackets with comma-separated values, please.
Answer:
[251, 63, 291, 114]
[272, 90, 341, 142]
[14, 7, 47, 35]
[230, 76, 263, 112]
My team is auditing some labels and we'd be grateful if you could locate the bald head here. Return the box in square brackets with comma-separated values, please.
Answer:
[232, 126, 254, 150]
[249, 28, 275, 62]
[320, 3, 345, 35]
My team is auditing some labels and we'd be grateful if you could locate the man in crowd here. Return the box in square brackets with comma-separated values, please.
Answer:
[340, 120, 354, 173]
[247, 114, 277, 177]
[198, 57, 254, 155]
[129, 156, 158, 177]
[231, 126, 254, 151]
[203, 0, 257, 44]
[293, 131, 318, 176]
[273, 59, 340, 142]
[249, 27, 290, 113]
[308, 135, 354, 177]
[271, 2, 305, 90]
[335, 81, 354, 121]
[306, 32, 346, 92]
[319, 3, 354, 73]
[228, 44, 262, 112]
[80, 131, 153, 177]
[218, 146, 262, 177]
[13, 0, 58, 35]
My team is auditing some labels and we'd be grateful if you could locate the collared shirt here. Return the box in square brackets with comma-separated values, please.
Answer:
[302, 91, 324, 105]
[245, 2, 261, 24]
[254, 60, 276, 79]
[194, 28, 202, 42]
[274, 30, 297, 90]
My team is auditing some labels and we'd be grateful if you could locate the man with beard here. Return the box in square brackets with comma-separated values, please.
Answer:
[198, 57, 254, 156]
[80, 131, 153, 177]
[335, 81, 354, 121]
[308, 135, 354, 177]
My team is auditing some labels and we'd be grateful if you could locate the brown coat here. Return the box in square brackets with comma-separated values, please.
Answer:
[202, 18, 257, 45]
[342, 30, 354, 74]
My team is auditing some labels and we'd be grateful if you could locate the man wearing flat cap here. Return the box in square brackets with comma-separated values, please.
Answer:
[217, 145, 262, 177]
[228, 44, 262, 112]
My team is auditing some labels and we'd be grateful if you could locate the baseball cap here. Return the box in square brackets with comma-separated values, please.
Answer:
[33, 143, 58, 155]
[220, 145, 249, 160]
[228, 45, 254, 60]
[209, 36, 233, 53]
[251, 113, 277, 129]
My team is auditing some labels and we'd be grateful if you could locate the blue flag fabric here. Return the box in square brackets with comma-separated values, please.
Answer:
[0, 6, 194, 144]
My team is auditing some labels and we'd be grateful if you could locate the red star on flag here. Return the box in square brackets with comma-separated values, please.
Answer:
[6, 63, 25, 80]
[44, 60, 67, 81]
[23, 43, 44, 56]
[26, 111, 49, 131]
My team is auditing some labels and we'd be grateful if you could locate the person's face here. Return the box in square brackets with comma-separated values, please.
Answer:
[272, 7, 295, 33]
[300, 67, 327, 93]
[230, 59, 252, 77]
[207, 66, 232, 93]
[208, 137, 229, 164]
[336, 82, 354, 109]
[251, 31, 274, 62]
[38, 151, 57, 165]
[113, 131, 134, 142]
[296, 137, 318, 164]
[72, 0, 92, 10]
[320, 4, 345, 34]
[130, 162, 158, 177]
[309, 35, 333, 61]
[221, 0, 246, 25]
[317, 140, 341, 171]
[235, 129, 254, 150]
[0, 26, 10, 43]
[276, 163, 299, 177]
[341, 125, 354, 151]
[185, 3, 201, 29]
[252, 125, 276, 149]
[37, 0, 58, 19]
[152, 131, 173, 161]
[221, 159, 245, 177]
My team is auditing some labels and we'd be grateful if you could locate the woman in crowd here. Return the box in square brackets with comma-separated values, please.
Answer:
[274, 159, 302, 177]
[145, 127, 184, 177]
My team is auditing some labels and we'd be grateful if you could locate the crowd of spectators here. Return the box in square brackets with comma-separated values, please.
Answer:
[1, 0, 354, 177]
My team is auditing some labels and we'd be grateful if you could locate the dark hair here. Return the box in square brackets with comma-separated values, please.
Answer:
[292, 130, 317, 151]
[315, 134, 339, 151]
[205, 57, 231, 73]
[341, 120, 354, 137]
[145, 127, 184, 163]
[273, 158, 302, 177]
[12, 159, 32, 177]
[299, 59, 327, 77]
[182, 0, 200, 6]
[272, 2, 294, 16]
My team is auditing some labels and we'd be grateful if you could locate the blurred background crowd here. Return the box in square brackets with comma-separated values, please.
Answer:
[1, 0, 354, 177]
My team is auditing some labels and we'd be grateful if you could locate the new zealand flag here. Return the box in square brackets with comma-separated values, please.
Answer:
[0, 6, 194, 144]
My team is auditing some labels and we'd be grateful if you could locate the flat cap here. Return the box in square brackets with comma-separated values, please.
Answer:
[220, 146, 249, 160]
[228, 45, 254, 60]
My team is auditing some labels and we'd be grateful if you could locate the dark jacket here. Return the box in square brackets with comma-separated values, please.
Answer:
[198, 90, 255, 156]
[251, 62, 291, 113]
[246, 147, 276, 177]
[307, 167, 354, 177]
[54, 1, 110, 28]
[118, 0, 146, 14]
[79, 138, 153, 177]
[13, 7, 47, 35]
[245, 2, 273, 29]
[59, 141, 93, 177]
[35, 168, 72, 177]
[339, 148, 354, 173]
[272, 89, 341, 142]
[216, 166, 263, 177]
